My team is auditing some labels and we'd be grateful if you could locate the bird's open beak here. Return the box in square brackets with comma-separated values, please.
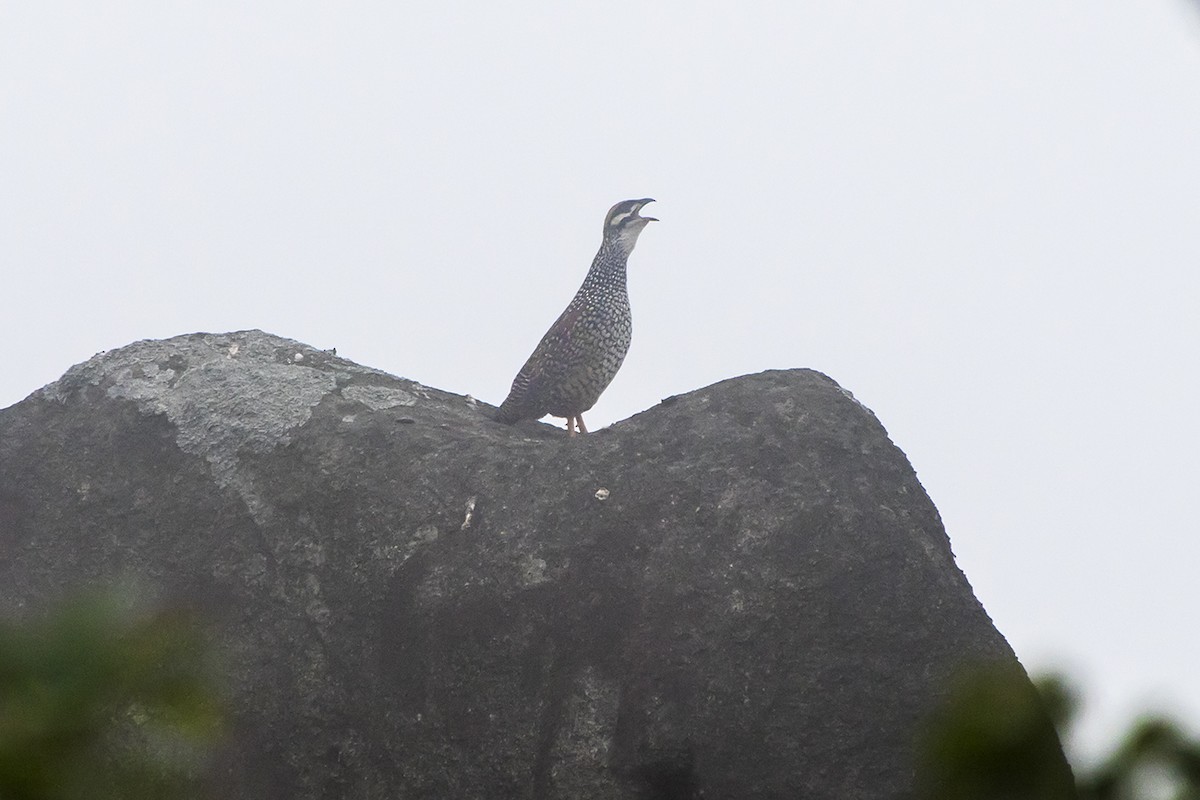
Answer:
[636, 198, 658, 222]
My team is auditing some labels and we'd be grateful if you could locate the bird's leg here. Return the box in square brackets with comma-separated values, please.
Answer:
[575, 415, 588, 434]
[566, 417, 577, 437]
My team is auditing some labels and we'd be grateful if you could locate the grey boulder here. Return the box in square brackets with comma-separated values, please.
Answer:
[0, 330, 1068, 798]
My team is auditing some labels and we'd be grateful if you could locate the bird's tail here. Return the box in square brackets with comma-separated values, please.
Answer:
[493, 399, 523, 425]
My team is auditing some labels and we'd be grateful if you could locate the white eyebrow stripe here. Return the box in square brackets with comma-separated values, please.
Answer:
[610, 211, 633, 225]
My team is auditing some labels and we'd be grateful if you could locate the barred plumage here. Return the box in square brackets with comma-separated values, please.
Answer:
[496, 198, 657, 435]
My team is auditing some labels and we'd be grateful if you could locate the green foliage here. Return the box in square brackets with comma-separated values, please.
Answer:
[1078, 715, 1200, 800]
[4, 591, 1198, 800]
[917, 664, 1200, 800]
[916, 663, 1077, 800]
[0, 589, 222, 800]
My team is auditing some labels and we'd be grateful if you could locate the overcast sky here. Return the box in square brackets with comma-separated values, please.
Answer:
[3, 2, 1198, 760]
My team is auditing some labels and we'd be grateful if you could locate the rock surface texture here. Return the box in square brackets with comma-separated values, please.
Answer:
[0, 330, 1066, 798]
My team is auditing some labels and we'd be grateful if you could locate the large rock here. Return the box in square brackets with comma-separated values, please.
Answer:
[0, 330, 1065, 798]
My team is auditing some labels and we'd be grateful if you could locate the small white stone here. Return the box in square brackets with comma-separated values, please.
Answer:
[461, 496, 477, 529]
[594, 488, 610, 501]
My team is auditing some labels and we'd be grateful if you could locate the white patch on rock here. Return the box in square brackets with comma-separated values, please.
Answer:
[730, 588, 747, 613]
[342, 384, 417, 410]
[461, 496, 477, 530]
[42, 332, 338, 525]
[373, 524, 440, 573]
[521, 555, 549, 586]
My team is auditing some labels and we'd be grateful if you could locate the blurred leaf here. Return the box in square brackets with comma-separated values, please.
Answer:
[0, 587, 223, 800]
[915, 662, 1077, 800]
[919, 663, 1200, 800]
[1080, 715, 1200, 800]
[1035, 673, 1080, 732]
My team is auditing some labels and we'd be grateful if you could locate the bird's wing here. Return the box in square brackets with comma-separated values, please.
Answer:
[520, 304, 583, 383]
[500, 304, 583, 417]
[541, 303, 582, 348]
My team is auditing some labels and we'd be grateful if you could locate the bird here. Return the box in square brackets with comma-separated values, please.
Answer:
[495, 198, 657, 436]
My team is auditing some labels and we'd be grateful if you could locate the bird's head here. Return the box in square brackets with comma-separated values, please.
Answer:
[603, 198, 657, 255]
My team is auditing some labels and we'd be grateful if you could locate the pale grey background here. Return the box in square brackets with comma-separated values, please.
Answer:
[3, 2, 1198, 761]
